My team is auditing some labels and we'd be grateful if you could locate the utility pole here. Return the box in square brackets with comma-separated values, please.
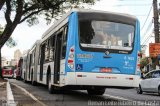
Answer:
[153, 0, 159, 43]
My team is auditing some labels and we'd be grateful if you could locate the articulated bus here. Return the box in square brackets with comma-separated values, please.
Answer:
[22, 40, 40, 85]
[23, 9, 141, 95]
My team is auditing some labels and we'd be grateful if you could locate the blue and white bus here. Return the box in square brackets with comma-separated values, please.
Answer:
[23, 9, 141, 95]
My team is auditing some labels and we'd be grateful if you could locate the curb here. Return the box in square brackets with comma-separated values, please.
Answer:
[7, 81, 16, 106]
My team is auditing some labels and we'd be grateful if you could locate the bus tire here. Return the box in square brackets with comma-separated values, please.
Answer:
[31, 70, 36, 86]
[23, 73, 27, 83]
[48, 73, 54, 94]
[32, 81, 36, 86]
[87, 88, 105, 95]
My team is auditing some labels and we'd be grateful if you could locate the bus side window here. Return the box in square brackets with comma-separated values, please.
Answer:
[61, 25, 68, 59]
[49, 36, 55, 61]
[32, 50, 35, 65]
[39, 43, 45, 63]
[45, 41, 49, 62]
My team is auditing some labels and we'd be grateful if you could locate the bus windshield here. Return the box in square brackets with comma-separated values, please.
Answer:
[79, 20, 134, 51]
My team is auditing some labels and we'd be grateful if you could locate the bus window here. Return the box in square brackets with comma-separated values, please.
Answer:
[49, 36, 55, 61]
[32, 50, 35, 65]
[29, 54, 32, 79]
[40, 43, 45, 81]
[45, 41, 49, 62]
[79, 20, 134, 52]
[61, 26, 68, 59]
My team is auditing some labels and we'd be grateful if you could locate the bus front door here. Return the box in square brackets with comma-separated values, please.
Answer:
[40, 44, 45, 81]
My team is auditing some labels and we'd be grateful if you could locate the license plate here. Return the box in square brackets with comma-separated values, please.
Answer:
[100, 68, 112, 73]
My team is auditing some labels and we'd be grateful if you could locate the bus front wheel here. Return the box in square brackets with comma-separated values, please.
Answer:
[87, 88, 105, 95]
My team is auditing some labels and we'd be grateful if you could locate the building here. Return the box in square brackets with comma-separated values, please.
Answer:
[2, 57, 7, 66]
[14, 49, 22, 65]
[10, 59, 17, 66]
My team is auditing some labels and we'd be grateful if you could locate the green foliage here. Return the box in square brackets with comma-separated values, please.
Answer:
[0, 24, 17, 47]
[22, 0, 96, 25]
[0, 0, 97, 47]
[140, 57, 149, 68]
[5, 37, 17, 47]
[0, 25, 3, 35]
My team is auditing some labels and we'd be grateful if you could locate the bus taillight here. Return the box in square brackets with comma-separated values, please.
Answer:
[138, 52, 141, 57]
[68, 46, 74, 70]
[136, 52, 141, 75]
[9, 70, 12, 75]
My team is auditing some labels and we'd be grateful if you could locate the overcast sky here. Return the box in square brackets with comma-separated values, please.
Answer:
[0, 0, 155, 59]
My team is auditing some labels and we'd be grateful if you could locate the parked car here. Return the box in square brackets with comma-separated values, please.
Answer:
[137, 70, 160, 95]
[2, 66, 14, 79]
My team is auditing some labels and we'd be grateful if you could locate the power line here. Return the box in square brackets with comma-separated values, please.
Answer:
[119, 0, 152, 2]
[142, 31, 153, 45]
[141, 20, 153, 39]
[115, 4, 151, 7]
[140, 5, 153, 31]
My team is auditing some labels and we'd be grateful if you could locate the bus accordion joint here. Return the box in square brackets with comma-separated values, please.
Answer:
[68, 46, 75, 70]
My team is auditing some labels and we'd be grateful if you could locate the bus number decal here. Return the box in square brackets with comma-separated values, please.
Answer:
[77, 54, 93, 63]
[123, 56, 134, 70]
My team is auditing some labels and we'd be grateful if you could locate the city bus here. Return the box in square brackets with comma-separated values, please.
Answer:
[22, 40, 40, 85]
[23, 9, 141, 95]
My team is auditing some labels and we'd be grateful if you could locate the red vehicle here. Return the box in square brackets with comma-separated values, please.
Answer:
[2, 66, 14, 78]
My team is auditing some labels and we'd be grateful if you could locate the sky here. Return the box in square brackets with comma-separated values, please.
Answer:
[0, 0, 156, 59]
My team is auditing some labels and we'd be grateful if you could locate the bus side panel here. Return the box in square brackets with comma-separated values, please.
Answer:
[64, 12, 78, 85]
[133, 20, 141, 87]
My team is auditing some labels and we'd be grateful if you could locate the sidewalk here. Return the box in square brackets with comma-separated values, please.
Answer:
[1, 78, 43, 106]
[10, 84, 42, 106]
[0, 78, 7, 105]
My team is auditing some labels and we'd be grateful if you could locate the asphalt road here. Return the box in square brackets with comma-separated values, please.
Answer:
[8, 79, 160, 106]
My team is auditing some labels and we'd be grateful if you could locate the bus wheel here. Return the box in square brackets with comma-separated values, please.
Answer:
[87, 88, 105, 95]
[31, 71, 36, 86]
[48, 73, 54, 94]
[23, 73, 27, 83]
[32, 81, 37, 86]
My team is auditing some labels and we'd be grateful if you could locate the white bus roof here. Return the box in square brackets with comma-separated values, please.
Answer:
[29, 40, 40, 53]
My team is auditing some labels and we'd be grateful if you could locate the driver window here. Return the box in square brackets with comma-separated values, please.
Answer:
[145, 72, 153, 79]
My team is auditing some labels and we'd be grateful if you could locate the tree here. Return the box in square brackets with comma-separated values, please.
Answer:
[0, 0, 97, 77]
[140, 57, 149, 69]
[0, 25, 17, 47]
[0, 24, 17, 77]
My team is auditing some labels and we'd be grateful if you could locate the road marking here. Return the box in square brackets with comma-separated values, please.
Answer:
[79, 90, 130, 101]
[103, 94, 130, 101]
[11, 83, 47, 106]
[7, 82, 16, 106]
